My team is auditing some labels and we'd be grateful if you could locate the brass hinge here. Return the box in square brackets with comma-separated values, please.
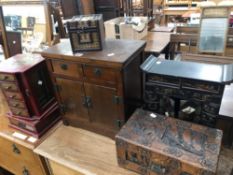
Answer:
[113, 96, 123, 105]
[60, 103, 67, 114]
[116, 120, 124, 129]
[54, 84, 61, 92]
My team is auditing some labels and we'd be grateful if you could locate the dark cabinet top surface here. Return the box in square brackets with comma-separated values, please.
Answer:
[141, 55, 233, 83]
[41, 39, 146, 68]
[0, 54, 44, 73]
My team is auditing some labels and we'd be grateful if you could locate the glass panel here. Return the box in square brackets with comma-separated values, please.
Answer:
[199, 18, 228, 53]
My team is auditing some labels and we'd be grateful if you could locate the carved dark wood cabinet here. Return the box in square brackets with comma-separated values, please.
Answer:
[141, 55, 233, 128]
[116, 108, 223, 175]
[0, 54, 60, 137]
[42, 39, 146, 138]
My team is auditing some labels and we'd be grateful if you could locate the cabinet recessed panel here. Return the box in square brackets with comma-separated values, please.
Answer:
[56, 78, 89, 122]
[84, 83, 119, 130]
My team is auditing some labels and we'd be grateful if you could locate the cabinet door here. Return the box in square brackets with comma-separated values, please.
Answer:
[56, 78, 89, 122]
[84, 83, 119, 130]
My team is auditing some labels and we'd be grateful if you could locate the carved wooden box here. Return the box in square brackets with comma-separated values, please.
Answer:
[67, 14, 105, 52]
[116, 109, 223, 175]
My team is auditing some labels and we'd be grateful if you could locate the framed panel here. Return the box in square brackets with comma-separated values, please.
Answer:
[198, 7, 231, 55]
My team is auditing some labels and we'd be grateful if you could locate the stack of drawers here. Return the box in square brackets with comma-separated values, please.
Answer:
[0, 73, 30, 118]
[0, 54, 60, 138]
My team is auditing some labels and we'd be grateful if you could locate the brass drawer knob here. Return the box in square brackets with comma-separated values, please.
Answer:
[60, 64, 68, 70]
[3, 76, 9, 80]
[5, 86, 12, 90]
[22, 167, 30, 175]
[94, 68, 102, 76]
[12, 144, 20, 154]
[9, 95, 16, 99]
[15, 111, 22, 115]
[13, 103, 19, 107]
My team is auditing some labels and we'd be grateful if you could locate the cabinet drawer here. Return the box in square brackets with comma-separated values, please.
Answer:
[52, 60, 83, 79]
[8, 100, 27, 109]
[0, 74, 15, 81]
[83, 66, 117, 84]
[0, 82, 18, 91]
[10, 107, 29, 117]
[0, 137, 45, 175]
[5, 91, 24, 101]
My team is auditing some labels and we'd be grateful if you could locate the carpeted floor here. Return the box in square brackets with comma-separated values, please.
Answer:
[217, 147, 233, 175]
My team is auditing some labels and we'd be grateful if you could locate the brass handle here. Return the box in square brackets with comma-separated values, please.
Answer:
[60, 64, 68, 70]
[13, 103, 19, 107]
[3, 76, 9, 80]
[22, 167, 30, 175]
[93, 68, 102, 76]
[12, 144, 20, 154]
[9, 95, 16, 99]
[15, 111, 22, 115]
[5, 86, 12, 90]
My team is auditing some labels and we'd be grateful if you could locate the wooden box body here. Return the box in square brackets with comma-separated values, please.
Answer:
[7, 102, 61, 138]
[0, 54, 56, 118]
[104, 17, 148, 40]
[116, 109, 223, 175]
[42, 39, 146, 138]
[67, 14, 105, 52]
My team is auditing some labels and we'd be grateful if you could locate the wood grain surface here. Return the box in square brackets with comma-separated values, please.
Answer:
[34, 125, 137, 175]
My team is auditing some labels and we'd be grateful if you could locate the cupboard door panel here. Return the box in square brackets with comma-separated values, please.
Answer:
[84, 83, 119, 130]
[56, 78, 89, 122]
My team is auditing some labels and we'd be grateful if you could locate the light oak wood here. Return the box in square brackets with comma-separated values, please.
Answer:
[0, 90, 60, 174]
[49, 160, 84, 175]
[143, 31, 171, 54]
[34, 125, 138, 175]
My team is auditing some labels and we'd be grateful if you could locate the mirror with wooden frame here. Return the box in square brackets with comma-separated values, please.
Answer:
[198, 6, 231, 55]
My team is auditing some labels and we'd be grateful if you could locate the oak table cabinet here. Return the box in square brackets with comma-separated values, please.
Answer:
[41, 39, 146, 138]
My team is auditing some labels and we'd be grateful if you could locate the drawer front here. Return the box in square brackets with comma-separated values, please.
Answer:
[0, 137, 46, 175]
[4, 91, 23, 101]
[0, 73, 15, 81]
[0, 82, 18, 91]
[83, 66, 117, 84]
[52, 60, 83, 79]
[10, 107, 29, 117]
[8, 100, 27, 109]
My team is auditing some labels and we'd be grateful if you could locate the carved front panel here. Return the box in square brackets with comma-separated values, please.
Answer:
[116, 109, 222, 175]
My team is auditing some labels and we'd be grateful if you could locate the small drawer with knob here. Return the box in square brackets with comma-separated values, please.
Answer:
[10, 107, 29, 117]
[0, 137, 46, 175]
[51, 60, 83, 79]
[83, 65, 117, 85]
[8, 100, 27, 109]
[0, 73, 15, 81]
[0, 82, 19, 91]
[5, 91, 24, 101]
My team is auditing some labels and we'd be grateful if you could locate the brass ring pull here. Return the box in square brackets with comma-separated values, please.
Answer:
[60, 64, 68, 70]
[12, 144, 20, 154]
[9, 95, 16, 99]
[3, 76, 9, 80]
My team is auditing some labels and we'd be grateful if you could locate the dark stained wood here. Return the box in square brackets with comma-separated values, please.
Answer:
[85, 83, 118, 130]
[55, 78, 89, 122]
[42, 39, 146, 68]
[116, 108, 223, 175]
[42, 39, 146, 138]
[60, 0, 79, 19]
[52, 60, 83, 79]
[6, 31, 22, 57]
[83, 65, 117, 85]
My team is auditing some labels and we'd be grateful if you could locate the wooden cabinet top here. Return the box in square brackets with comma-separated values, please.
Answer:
[41, 39, 146, 68]
[0, 54, 44, 73]
[34, 124, 137, 175]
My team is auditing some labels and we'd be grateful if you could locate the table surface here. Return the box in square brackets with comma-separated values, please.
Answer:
[143, 32, 171, 54]
[34, 125, 137, 175]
